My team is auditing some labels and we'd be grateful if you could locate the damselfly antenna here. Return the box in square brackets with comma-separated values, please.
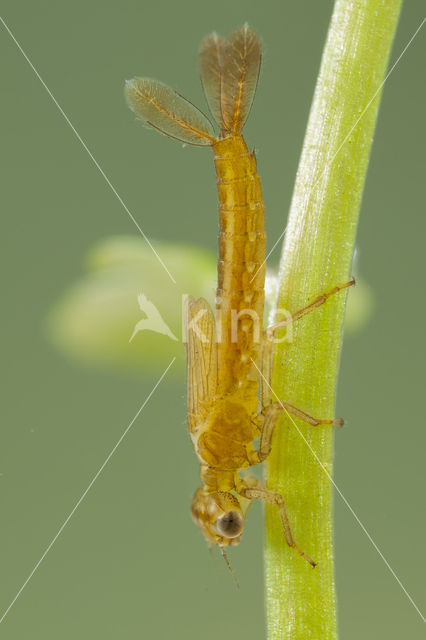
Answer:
[220, 545, 239, 588]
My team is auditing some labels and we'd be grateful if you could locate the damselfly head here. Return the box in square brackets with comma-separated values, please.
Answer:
[191, 488, 245, 546]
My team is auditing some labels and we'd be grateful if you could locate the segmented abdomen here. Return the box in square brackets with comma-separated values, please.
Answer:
[213, 134, 266, 401]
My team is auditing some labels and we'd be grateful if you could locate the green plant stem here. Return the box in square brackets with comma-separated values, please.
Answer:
[264, 1, 402, 638]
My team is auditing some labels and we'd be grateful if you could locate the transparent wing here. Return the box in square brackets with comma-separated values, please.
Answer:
[220, 24, 262, 134]
[125, 78, 216, 146]
[199, 32, 226, 128]
[185, 297, 217, 431]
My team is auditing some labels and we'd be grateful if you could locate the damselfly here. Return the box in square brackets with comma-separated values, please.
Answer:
[125, 24, 354, 568]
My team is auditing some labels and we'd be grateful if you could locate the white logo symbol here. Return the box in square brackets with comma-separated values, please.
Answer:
[130, 294, 178, 342]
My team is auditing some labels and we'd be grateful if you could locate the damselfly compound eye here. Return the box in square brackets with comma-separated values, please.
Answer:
[215, 511, 244, 538]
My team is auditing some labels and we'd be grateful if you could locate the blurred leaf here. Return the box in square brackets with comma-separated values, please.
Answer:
[47, 236, 216, 375]
[344, 276, 374, 333]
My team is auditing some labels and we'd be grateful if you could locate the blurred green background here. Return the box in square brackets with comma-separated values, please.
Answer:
[1, 1, 425, 638]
